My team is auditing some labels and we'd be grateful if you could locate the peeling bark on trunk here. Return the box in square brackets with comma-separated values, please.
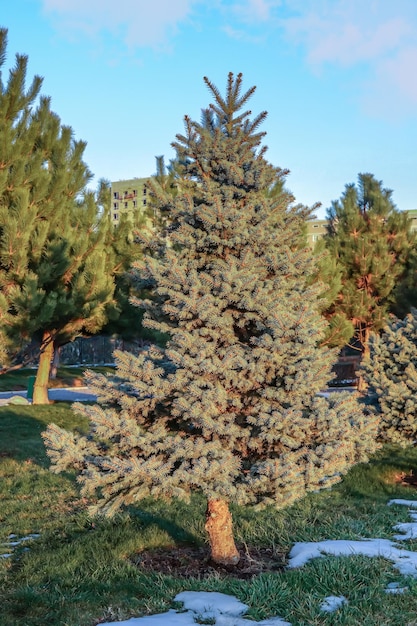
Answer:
[205, 499, 240, 565]
[33, 331, 54, 405]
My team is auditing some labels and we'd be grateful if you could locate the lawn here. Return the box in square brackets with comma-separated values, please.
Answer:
[1, 403, 417, 625]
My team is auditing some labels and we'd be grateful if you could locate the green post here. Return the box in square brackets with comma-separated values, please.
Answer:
[27, 375, 36, 401]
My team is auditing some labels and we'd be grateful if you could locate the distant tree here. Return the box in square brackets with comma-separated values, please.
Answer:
[362, 309, 417, 446]
[98, 172, 170, 347]
[96, 178, 144, 341]
[309, 237, 355, 349]
[0, 29, 115, 403]
[43, 73, 378, 565]
[145, 154, 195, 236]
[153, 155, 180, 198]
[323, 173, 415, 361]
[391, 246, 417, 319]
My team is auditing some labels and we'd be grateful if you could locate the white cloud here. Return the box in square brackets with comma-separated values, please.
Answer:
[42, 0, 284, 48]
[222, 24, 265, 44]
[40, 0, 417, 115]
[282, 1, 415, 66]
[230, 0, 283, 23]
[279, 0, 417, 115]
[41, 0, 200, 49]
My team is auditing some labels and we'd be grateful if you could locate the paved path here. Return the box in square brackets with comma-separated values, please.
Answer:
[0, 386, 356, 407]
[0, 387, 97, 405]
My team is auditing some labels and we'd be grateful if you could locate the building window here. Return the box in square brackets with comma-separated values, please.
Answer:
[133, 189, 137, 197]
[143, 186, 147, 195]
[113, 192, 119, 199]
[133, 200, 137, 208]
[143, 199, 147, 206]
[124, 202, 128, 208]
[113, 202, 118, 209]
[113, 213, 118, 221]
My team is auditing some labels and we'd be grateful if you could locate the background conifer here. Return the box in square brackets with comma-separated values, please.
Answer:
[323, 173, 415, 361]
[44, 73, 378, 564]
[0, 29, 116, 402]
[362, 308, 417, 446]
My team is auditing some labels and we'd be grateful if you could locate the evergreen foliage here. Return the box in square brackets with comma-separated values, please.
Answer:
[310, 237, 355, 349]
[323, 173, 415, 356]
[362, 308, 417, 446]
[391, 246, 417, 319]
[0, 29, 115, 401]
[98, 179, 146, 341]
[101, 162, 177, 345]
[43, 73, 379, 561]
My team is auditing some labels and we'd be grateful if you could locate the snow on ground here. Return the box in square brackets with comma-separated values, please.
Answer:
[288, 537, 417, 576]
[100, 591, 291, 626]
[320, 596, 348, 612]
[288, 499, 417, 577]
[0, 533, 40, 559]
[99, 499, 417, 625]
[384, 582, 409, 594]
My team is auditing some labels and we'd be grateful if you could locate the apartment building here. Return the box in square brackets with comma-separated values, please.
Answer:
[306, 218, 328, 246]
[111, 178, 149, 224]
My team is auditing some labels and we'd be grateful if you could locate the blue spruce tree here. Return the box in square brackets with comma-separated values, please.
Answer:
[362, 308, 417, 446]
[43, 73, 378, 565]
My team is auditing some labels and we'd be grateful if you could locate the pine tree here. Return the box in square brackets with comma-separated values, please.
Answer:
[323, 173, 415, 360]
[99, 174, 169, 346]
[43, 73, 378, 564]
[391, 246, 417, 319]
[310, 237, 355, 349]
[0, 30, 115, 403]
[362, 309, 417, 446]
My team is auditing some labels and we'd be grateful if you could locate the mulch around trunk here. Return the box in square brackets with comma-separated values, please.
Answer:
[131, 544, 286, 579]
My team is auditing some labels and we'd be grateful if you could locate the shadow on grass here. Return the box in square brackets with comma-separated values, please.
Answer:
[339, 446, 417, 502]
[0, 404, 88, 465]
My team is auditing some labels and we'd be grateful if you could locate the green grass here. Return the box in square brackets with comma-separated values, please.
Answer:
[2, 405, 417, 625]
[0, 365, 115, 392]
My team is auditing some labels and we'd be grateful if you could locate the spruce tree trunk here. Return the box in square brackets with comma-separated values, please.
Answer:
[33, 331, 54, 405]
[205, 499, 240, 565]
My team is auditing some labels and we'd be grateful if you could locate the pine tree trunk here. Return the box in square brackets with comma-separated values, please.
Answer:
[50, 345, 61, 379]
[362, 326, 371, 360]
[357, 325, 370, 392]
[205, 499, 240, 565]
[33, 331, 54, 405]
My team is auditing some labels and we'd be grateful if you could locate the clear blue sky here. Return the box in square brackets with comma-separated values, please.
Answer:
[2, 0, 417, 218]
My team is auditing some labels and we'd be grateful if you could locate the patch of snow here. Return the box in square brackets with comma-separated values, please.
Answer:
[176, 591, 248, 616]
[99, 592, 291, 626]
[2, 533, 40, 548]
[289, 500, 417, 577]
[288, 538, 417, 577]
[320, 595, 347, 613]
[388, 499, 417, 508]
[384, 582, 409, 594]
[392, 521, 417, 540]
[1, 533, 40, 558]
